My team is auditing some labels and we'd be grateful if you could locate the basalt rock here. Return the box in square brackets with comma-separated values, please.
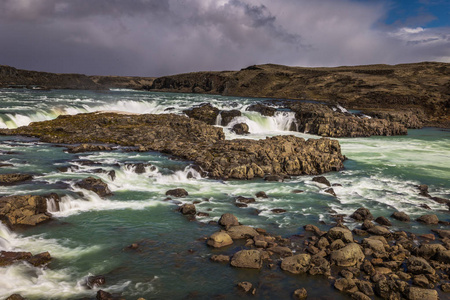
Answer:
[218, 213, 239, 228]
[0, 195, 51, 226]
[230, 250, 262, 269]
[183, 103, 220, 125]
[219, 110, 241, 126]
[67, 144, 113, 153]
[166, 188, 189, 198]
[330, 243, 365, 267]
[286, 102, 407, 137]
[0, 173, 33, 185]
[416, 214, 439, 225]
[312, 176, 331, 187]
[75, 177, 112, 197]
[0, 250, 51, 267]
[350, 208, 374, 221]
[246, 103, 277, 116]
[0, 113, 345, 180]
[281, 254, 311, 274]
[231, 123, 249, 135]
[391, 211, 410, 222]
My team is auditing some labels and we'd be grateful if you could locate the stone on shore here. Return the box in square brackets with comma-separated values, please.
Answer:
[281, 254, 311, 274]
[226, 225, 259, 240]
[416, 214, 439, 225]
[330, 243, 365, 267]
[391, 211, 410, 222]
[207, 232, 233, 248]
[218, 213, 239, 228]
[230, 250, 262, 269]
[293, 288, 308, 299]
[350, 208, 373, 221]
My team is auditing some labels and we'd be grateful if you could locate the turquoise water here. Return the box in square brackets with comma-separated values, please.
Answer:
[0, 89, 449, 299]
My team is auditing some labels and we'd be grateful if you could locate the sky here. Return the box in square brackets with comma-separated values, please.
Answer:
[0, 0, 449, 76]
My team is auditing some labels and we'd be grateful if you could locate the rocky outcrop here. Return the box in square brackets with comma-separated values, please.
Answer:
[67, 144, 113, 153]
[0, 195, 51, 226]
[75, 177, 112, 197]
[219, 110, 241, 126]
[285, 102, 407, 137]
[205, 209, 450, 300]
[230, 250, 262, 269]
[1, 113, 345, 179]
[0, 174, 33, 185]
[183, 103, 219, 125]
[147, 62, 450, 128]
[0, 250, 51, 267]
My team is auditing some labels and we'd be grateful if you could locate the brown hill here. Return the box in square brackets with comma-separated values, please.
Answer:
[0, 65, 154, 90]
[149, 62, 450, 127]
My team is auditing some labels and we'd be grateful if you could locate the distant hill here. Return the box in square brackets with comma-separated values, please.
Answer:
[0, 65, 154, 90]
[148, 62, 450, 126]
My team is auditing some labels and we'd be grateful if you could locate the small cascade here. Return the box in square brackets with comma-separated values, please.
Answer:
[215, 112, 223, 126]
[273, 111, 297, 131]
[155, 166, 202, 184]
[0, 223, 13, 250]
[227, 111, 297, 133]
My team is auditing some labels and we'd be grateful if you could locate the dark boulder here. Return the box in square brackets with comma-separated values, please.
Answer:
[293, 288, 308, 300]
[236, 196, 255, 204]
[87, 275, 106, 289]
[231, 123, 249, 135]
[179, 204, 196, 215]
[375, 216, 392, 226]
[218, 213, 239, 228]
[27, 251, 52, 267]
[165, 188, 188, 197]
[0, 173, 33, 185]
[67, 143, 112, 153]
[230, 250, 262, 269]
[219, 110, 241, 126]
[75, 177, 112, 197]
[246, 103, 277, 116]
[6, 295, 25, 300]
[350, 208, 373, 221]
[183, 103, 220, 125]
[324, 188, 336, 197]
[312, 176, 331, 187]
[416, 214, 439, 225]
[391, 211, 410, 222]
[255, 191, 268, 198]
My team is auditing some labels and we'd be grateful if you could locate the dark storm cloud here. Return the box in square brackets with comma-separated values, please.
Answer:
[0, 0, 449, 76]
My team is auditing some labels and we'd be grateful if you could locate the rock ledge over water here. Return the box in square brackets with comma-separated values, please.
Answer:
[0, 113, 345, 179]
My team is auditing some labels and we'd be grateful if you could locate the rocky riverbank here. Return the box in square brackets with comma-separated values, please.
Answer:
[148, 62, 450, 128]
[200, 209, 450, 300]
[0, 112, 345, 179]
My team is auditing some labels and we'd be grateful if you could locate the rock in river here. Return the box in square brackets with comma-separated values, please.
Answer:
[0, 113, 346, 180]
[75, 177, 112, 197]
[0, 195, 51, 226]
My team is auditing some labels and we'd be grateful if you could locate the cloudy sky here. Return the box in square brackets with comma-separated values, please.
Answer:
[1, 0, 449, 76]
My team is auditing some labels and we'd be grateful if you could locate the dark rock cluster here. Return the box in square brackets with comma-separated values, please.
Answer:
[0, 112, 345, 179]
